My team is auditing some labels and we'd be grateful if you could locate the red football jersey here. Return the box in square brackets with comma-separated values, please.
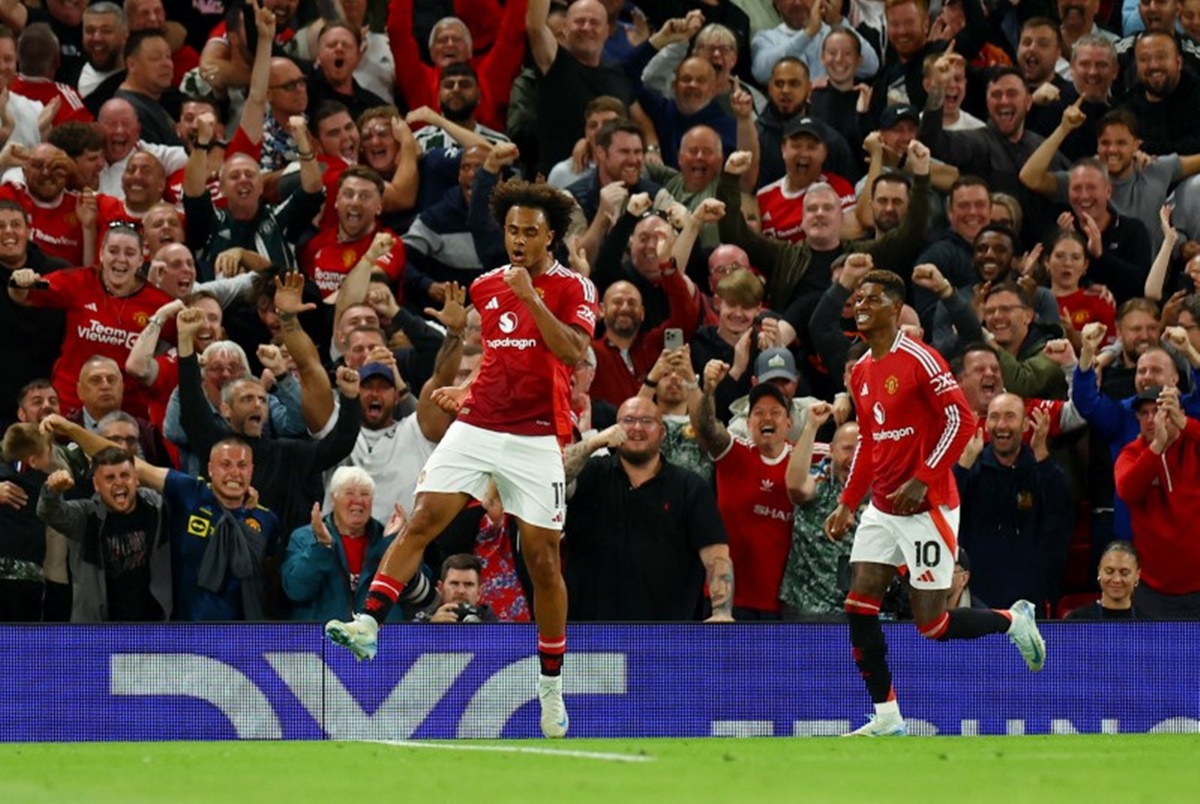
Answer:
[26, 267, 175, 417]
[9, 75, 93, 125]
[0, 185, 84, 264]
[756, 172, 857, 243]
[713, 438, 794, 613]
[297, 225, 405, 298]
[842, 331, 975, 515]
[1055, 288, 1116, 344]
[459, 262, 598, 442]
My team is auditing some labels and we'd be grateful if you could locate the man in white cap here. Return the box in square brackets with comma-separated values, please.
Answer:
[727, 346, 819, 441]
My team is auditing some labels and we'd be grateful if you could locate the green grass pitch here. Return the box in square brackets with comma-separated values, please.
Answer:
[1, 735, 1197, 803]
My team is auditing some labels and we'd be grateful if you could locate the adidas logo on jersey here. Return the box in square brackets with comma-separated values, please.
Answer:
[84, 302, 98, 311]
[916, 569, 936, 584]
[485, 297, 499, 310]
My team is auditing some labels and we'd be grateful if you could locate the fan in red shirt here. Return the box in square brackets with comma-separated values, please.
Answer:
[824, 261, 1046, 737]
[324, 178, 595, 740]
[297, 166, 406, 298]
[691, 368, 795, 618]
[1044, 229, 1116, 345]
[7, 223, 174, 419]
[0, 143, 87, 265]
[756, 120, 856, 244]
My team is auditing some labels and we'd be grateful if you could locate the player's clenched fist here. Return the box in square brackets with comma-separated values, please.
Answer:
[504, 265, 536, 301]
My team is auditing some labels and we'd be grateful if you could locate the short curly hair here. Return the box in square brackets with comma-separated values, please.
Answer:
[490, 178, 575, 248]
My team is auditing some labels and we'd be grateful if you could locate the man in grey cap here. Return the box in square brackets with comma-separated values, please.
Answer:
[727, 346, 820, 441]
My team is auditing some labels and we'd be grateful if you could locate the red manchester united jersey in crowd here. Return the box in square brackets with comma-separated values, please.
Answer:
[842, 331, 975, 515]
[26, 267, 174, 417]
[713, 438, 794, 613]
[756, 172, 856, 243]
[0, 186, 85, 265]
[459, 262, 597, 442]
[298, 226, 406, 298]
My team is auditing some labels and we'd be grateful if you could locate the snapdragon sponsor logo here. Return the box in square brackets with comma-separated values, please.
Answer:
[487, 337, 539, 350]
[77, 320, 138, 349]
[873, 426, 914, 443]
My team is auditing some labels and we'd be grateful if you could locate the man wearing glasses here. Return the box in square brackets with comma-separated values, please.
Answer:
[561, 395, 733, 621]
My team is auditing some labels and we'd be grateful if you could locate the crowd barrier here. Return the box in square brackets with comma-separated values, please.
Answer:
[2, 623, 1197, 741]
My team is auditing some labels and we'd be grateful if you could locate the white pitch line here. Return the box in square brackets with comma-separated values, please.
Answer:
[369, 739, 655, 763]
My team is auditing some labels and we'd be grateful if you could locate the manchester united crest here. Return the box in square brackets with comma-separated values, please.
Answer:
[884, 375, 900, 394]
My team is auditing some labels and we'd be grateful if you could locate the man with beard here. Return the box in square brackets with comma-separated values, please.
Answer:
[954, 392, 1073, 611]
[1017, 17, 1073, 138]
[911, 177, 992, 332]
[589, 265, 699, 407]
[567, 119, 663, 225]
[387, 2, 528, 132]
[561, 395, 733, 621]
[76, 2, 126, 105]
[413, 63, 511, 154]
[756, 56, 859, 186]
[1115, 0, 1200, 96]
[920, 58, 1068, 247]
[323, 287, 467, 524]
[921, 224, 1060, 355]
[36, 445, 171, 622]
[46, 414, 280, 622]
[1121, 31, 1200, 155]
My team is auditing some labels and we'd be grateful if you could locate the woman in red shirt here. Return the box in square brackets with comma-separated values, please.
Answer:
[8, 223, 174, 418]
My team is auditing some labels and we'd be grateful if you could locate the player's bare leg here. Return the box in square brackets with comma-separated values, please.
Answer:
[518, 520, 570, 738]
[843, 562, 905, 737]
[324, 490, 470, 660]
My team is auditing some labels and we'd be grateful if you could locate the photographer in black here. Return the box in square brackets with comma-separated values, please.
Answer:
[413, 554, 498, 623]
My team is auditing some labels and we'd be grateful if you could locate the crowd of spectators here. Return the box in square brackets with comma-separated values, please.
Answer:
[2, 0, 1199, 625]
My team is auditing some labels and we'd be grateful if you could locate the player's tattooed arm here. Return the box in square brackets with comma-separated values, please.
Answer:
[700, 545, 734, 622]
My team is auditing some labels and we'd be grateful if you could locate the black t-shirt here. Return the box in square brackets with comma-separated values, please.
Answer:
[535, 49, 633, 175]
[102, 505, 162, 622]
[564, 455, 726, 621]
[1065, 602, 1136, 621]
